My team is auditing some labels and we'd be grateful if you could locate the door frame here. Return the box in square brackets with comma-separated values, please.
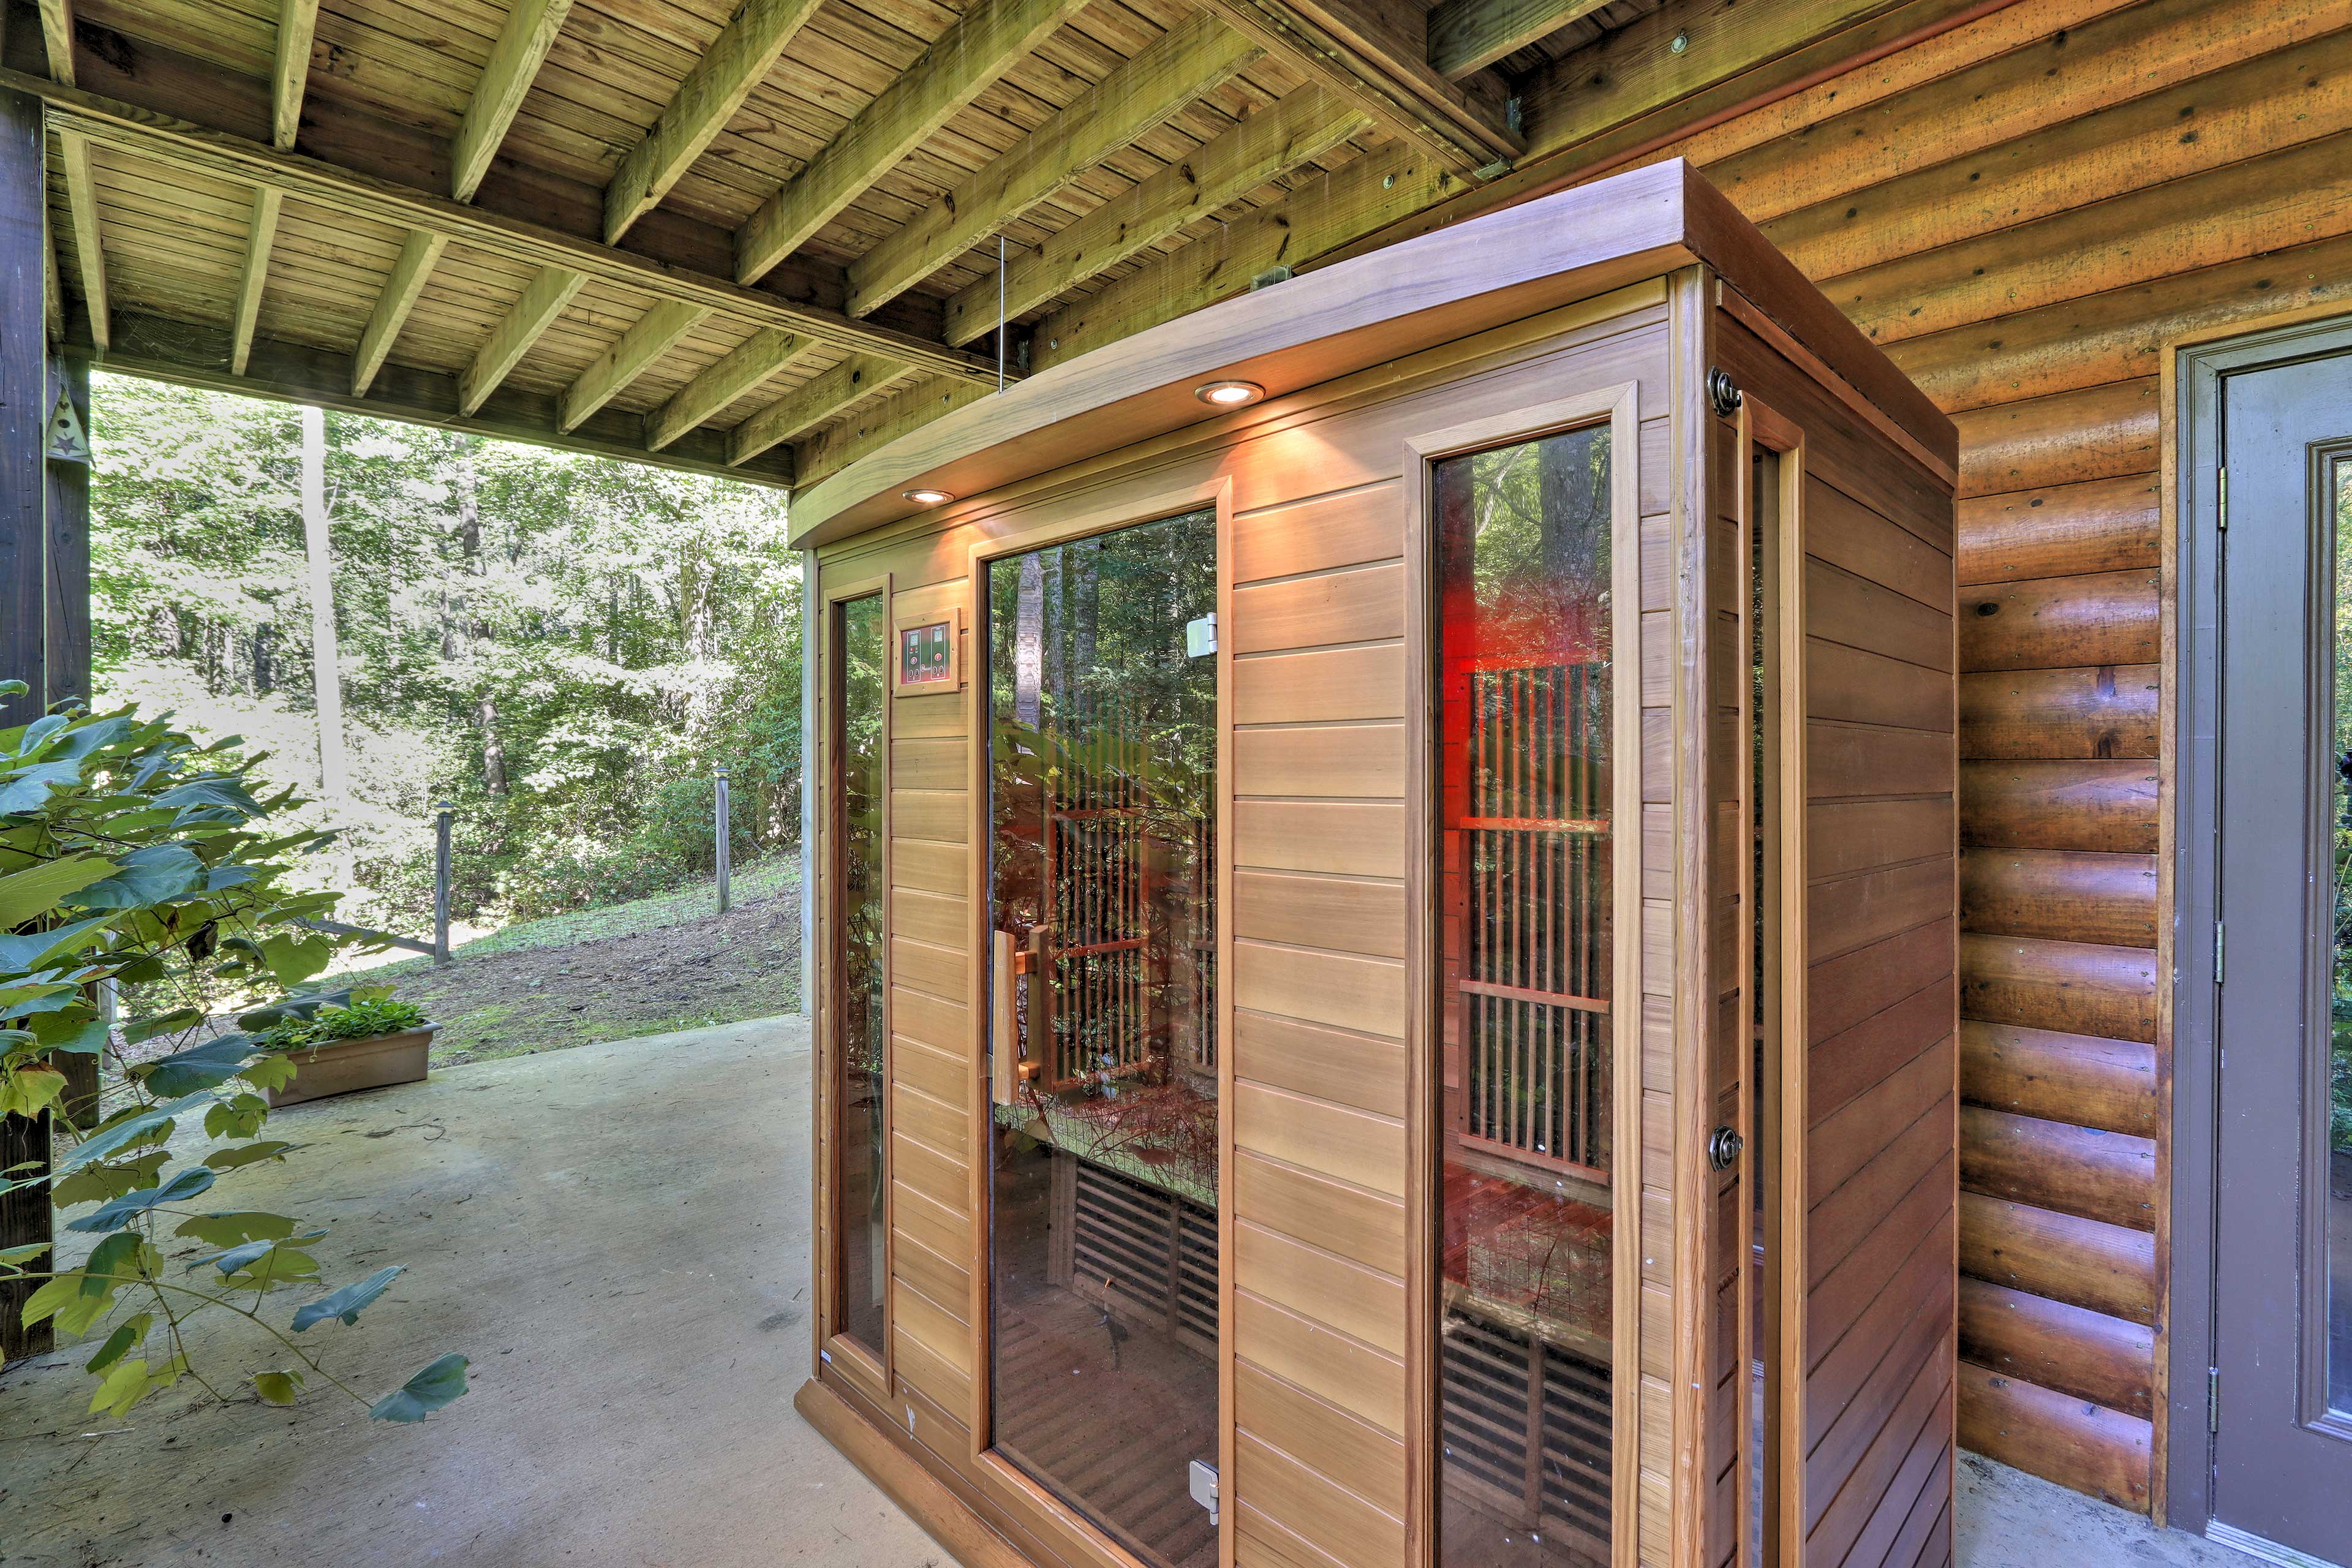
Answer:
[959, 473, 1234, 1568]
[2169, 309, 2352, 1541]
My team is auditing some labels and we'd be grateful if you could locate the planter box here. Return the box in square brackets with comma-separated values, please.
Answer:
[265, 1025, 438, 1108]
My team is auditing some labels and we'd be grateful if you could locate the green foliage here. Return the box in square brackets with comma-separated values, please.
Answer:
[1, 693, 467, 1428]
[252, 994, 428, 1052]
[89, 375, 803, 933]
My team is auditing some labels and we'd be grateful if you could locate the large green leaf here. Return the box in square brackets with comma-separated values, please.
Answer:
[0, 855, 117, 927]
[54, 1093, 213, 1175]
[21, 1232, 144, 1334]
[140, 1033, 255, 1096]
[52, 1150, 168, 1209]
[0, 916, 118, 976]
[173, 1210, 296, 1248]
[153, 777, 263, 816]
[66, 1165, 216, 1232]
[0, 761, 83, 815]
[73, 844, 205, 910]
[369, 1353, 468, 1422]
[83, 1311, 152, 1373]
[292, 1265, 403, 1331]
[203, 1140, 299, 1171]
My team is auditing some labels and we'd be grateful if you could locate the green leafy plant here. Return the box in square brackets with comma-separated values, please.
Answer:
[253, 992, 428, 1053]
[0, 684, 467, 1425]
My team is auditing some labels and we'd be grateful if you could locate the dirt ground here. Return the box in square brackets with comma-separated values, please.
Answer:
[361, 872, 802, 1068]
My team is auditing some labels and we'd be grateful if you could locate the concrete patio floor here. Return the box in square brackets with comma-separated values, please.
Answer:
[0, 1014, 2271, 1568]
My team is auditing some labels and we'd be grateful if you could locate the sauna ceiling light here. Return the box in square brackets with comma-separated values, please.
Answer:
[1195, 380, 1264, 407]
[902, 487, 953, 505]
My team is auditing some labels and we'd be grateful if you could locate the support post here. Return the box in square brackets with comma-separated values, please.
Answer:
[300, 405, 347, 801]
[1, 85, 51, 1366]
[433, 802, 454, 964]
[715, 768, 732, 914]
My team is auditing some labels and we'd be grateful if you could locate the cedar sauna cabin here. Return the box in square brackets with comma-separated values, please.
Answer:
[794, 161, 1962, 1568]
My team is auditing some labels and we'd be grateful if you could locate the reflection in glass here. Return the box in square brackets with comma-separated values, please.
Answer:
[1436, 426, 1615, 1567]
[986, 511, 1220, 1568]
[837, 594, 889, 1355]
[2331, 454, 2352, 1416]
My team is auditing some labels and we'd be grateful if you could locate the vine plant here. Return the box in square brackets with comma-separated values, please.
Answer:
[0, 684, 466, 1423]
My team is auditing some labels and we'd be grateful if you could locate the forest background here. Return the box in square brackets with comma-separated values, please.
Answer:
[90, 372, 804, 940]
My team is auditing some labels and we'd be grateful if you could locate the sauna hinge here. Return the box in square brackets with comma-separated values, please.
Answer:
[2214, 921, 2225, 986]
[1190, 1460, 1219, 1525]
[2209, 1366, 2221, 1433]
[2217, 467, 2228, 531]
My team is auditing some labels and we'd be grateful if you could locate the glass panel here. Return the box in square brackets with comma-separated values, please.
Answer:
[837, 593, 889, 1355]
[984, 511, 1219, 1568]
[2331, 452, 2352, 1417]
[1436, 426, 1615, 1568]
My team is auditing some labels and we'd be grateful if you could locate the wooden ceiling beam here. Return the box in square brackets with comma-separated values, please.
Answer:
[729, 352, 902, 466]
[37, 0, 74, 85]
[1028, 0, 1962, 371]
[559, 297, 709, 432]
[1196, 0, 1520, 177]
[848, 13, 1262, 320]
[3, 66, 1009, 386]
[733, 0, 1094, 286]
[451, 0, 578, 203]
[352, 229, 445, 396]
[603, 0, 826, 244]
[56, 127, 105, 349]
[228, 185, 282, 376]
[89, 308, 792, 487]
[271, 0, 318, 151]
[1425, 0, 1610, 80]
[644, 325, 810, 450]
[941, 86, 1367, 347]
[459, 263, 584, 415]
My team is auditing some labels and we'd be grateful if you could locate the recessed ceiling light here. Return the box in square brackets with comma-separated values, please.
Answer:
[1195, 380, 1265, 408]
[902, 487, 953, 505]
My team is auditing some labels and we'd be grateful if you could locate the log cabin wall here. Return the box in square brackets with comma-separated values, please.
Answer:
[809, 284, 1687, 1568]
[1564, 0, 2352, 1517]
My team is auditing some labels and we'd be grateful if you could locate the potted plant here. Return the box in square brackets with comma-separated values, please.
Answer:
[252, 990, 437, 1108]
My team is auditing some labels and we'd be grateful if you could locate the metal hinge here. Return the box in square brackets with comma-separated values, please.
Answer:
[2209, 1367, 2221, 1433]
[2215, 921, 2225, 986]
[2218, 467, 2228, 531]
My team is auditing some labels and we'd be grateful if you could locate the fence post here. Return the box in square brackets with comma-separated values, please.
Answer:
[715, 769, 732, 914]
[433, 801, 454, 964]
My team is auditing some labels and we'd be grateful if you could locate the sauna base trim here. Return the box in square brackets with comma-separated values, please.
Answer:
[794, 1378, 1028, 1568]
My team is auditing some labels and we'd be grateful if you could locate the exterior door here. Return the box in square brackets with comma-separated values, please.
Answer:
[2212, 347, 2352, 1562]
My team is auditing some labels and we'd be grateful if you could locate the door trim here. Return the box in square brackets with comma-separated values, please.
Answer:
[2169, 309, 2352, 1532]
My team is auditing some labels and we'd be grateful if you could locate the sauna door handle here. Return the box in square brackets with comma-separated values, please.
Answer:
[1708, 1125, 1744, 1172]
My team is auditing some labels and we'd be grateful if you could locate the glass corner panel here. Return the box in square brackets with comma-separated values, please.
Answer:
[1433, 424, 1617, 1568]
[837, 593, 889, 1356]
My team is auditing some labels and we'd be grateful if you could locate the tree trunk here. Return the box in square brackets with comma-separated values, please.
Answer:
[301, 405, 349, 802]
[477, 692, 506, 796]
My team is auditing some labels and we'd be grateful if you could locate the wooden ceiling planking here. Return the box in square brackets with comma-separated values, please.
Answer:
[77, 0, 277, 78]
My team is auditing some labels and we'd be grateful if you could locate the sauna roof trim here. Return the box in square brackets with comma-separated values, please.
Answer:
[4, 0, 1982, 493]
[788, 159, 1957, 546]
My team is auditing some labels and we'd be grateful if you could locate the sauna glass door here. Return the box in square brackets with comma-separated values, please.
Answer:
[983, 510, 1219, 1568]
[1433, 423, 1616, 1567]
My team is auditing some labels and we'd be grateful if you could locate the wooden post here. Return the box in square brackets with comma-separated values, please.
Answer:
[714, 768, 732, 913]
[432, 802, 454, 963]
[300, 405, 348, 801]
[1, 85, 53, 1366]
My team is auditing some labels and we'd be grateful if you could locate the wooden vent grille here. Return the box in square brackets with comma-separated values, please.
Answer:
[1442, 1305, 1611, 1555]
[1068, 1157, 1217, 1358]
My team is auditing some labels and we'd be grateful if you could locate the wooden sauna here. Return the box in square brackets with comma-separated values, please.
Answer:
[793, 160, 1962, 1568]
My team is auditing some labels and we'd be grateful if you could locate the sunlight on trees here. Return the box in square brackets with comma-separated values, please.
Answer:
[89, 376, 804, 935]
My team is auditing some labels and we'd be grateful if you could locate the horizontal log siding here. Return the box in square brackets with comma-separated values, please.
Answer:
[1657, 0, 2345, 1513]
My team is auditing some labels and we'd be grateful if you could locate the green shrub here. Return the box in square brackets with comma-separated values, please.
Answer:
[255, 992, 429, 1052]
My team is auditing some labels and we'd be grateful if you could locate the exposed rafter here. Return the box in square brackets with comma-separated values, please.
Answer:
[44, 214, 64, 344]
[941, 87, 1366, 346]
[729, 353, 903, 467]
[1426, 0, 1610, 79]
[603, 0, 827, 244]
[271, 0, 319, 151]
[460, 265, 584, 415]
[645, 326, 809, 450]
[57, 128, 107, 349]
[229, 185, 282, 376]
[559, 298, 709, 432]
[1196, 0, 1520, 177]
[847, 13, 1262, 319]
[451, 0, 579, 202]
[94, 308, 791, 486]
[5, 70, 1009, 385]
[352, 229, 445, 396]
[38, 0, 75, 85]
[733, 0, 1093, 286]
